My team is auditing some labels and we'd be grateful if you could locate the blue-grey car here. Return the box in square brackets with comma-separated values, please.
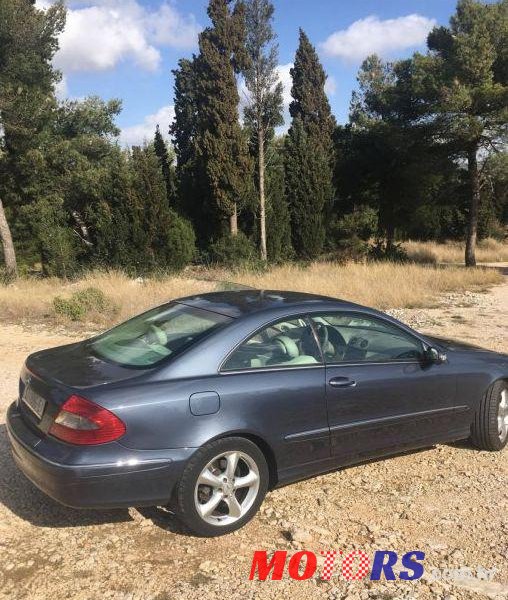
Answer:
[6, 290, 508, 536]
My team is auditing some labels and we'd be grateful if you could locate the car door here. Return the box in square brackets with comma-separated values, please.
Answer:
[309, 312, 457, 463]
[218, 315, 330, 482]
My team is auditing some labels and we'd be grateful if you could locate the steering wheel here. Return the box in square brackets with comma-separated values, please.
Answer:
[314, 323, 329, 348]
[317, 324, 348, 359]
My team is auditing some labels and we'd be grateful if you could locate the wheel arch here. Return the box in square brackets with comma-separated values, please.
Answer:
[208, 430, 279, 489]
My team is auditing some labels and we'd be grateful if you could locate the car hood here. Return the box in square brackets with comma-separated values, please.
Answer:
[26, 340, 147, 389]
[426, 335, 507, 357]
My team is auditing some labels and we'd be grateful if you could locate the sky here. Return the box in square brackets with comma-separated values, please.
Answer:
[35, 0, 482, 146]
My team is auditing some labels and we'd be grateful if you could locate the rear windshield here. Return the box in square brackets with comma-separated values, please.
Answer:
[89, 303, 232, 368]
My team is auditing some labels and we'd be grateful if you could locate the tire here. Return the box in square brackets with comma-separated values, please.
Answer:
[470, 380, 508, 451]
[174, 437, 269, 537]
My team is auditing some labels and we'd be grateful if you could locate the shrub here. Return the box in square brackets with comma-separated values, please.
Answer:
[207, 232, 262, 270]
[333, 206, 378, 242]
[21, 197, 80, 278]
[162, 211, 196, 271]
[53, 296, 86, 321]
[53, 286, 117, 321]
[369, 239, 408, 262]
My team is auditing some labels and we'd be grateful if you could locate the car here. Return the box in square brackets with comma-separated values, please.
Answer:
[6, 289, 508, 536]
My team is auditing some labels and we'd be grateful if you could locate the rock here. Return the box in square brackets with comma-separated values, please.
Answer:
[288, 527, 313, 544]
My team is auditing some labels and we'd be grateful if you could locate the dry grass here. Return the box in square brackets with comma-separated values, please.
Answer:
[0, 261, 502, 327]
[0, 271, 217, 327]
[404, 238, 508, 265]
[235, 262, 502, 310]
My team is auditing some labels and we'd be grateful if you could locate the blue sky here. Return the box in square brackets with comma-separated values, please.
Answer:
[36, 0, 486, 145]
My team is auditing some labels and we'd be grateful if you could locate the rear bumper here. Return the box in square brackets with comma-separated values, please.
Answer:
[6, 402, 195, 509]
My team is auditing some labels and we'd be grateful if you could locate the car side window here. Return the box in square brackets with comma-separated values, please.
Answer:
[222, 317, 322, 371]
[310, 313, 424, 364]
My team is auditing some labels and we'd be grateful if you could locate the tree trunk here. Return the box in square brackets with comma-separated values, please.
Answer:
[385, 221, 395, 253]
[258, 127, 267, 262]
[0, 198, 17, 279]
[230, 204, 238, 236]
[465, 145, 479, 267]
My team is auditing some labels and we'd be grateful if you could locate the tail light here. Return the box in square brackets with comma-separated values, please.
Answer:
[49, 395, 126, 445]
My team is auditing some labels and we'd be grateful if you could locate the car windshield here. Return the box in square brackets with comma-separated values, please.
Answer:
[89, 303, 232, 368]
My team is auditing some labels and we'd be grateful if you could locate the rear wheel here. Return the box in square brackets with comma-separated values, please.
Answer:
[174, 437, 268, 536]
[471, 381, 508, 451]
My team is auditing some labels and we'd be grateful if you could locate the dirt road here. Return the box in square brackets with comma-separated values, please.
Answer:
[1, 273, 507, 600]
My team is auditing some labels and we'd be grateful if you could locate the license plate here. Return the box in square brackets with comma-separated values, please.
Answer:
[22, 387, 46, 420]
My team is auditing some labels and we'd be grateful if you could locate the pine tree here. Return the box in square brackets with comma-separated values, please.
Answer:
[0, 0, 65, 278]
[243, 0, 284, 261]
[194, 0, 253, 239]
[416, 0, 508, 266]
[154, 124, 176, 206]
[285, 30, 335, 258]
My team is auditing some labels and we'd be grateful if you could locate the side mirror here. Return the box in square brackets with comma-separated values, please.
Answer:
[425, 346, 447, 364]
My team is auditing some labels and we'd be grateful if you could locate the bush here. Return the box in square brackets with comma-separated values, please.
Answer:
[162, 211, 196, 271]
[53, 296, 86, 321]
[21, 197, 80, 278]
[333, 206, 378, 242]
[369, 239, 408, 262]
[328, 207, 378, 261]
[53, 286, 117, 321]
[207, 232, 262, 270]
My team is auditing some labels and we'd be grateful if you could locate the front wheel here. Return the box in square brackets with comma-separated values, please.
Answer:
[471, 381, 508, 451]
[174, 437, 269, 536]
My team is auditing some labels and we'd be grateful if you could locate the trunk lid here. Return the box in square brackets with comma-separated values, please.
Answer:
[20, 341, 148, 435]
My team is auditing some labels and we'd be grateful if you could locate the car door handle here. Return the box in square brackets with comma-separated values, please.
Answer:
[328, 377, 357, 388]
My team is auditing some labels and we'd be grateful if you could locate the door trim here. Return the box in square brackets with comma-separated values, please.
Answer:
[329, 405, 457, 433]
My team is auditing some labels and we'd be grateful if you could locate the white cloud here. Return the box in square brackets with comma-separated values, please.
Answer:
[148, 4, 200, 49]
[119, 104, 175, 147]
[325, 75, 337, 96]
[276, 63, 293, 110]
[320, 14, 436, 62]
[36, 0, 200, 73]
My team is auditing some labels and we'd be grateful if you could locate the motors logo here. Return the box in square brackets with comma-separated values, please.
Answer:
[249, 549, 425, 581]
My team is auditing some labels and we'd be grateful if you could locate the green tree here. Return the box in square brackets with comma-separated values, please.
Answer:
[285, 30, 335, 258]
[129, 145, 195, 272]
[338, 55, 461, 251]
[154, 124, 176, 206]
[16, 96, 122, 273]
[265, 137, 292, 262]
[243, 0, 284, 261]
[194, 0, 253, 238]
[170, 57, 207, 241]
[0, 0, 65, 277]
[415, 0, 508, 265]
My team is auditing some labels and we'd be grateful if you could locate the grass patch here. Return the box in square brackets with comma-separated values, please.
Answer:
[404, 238, 508, 264]
[0, 261, 502, 327]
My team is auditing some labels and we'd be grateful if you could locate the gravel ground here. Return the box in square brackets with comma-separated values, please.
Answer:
[0, 274, 507, 600]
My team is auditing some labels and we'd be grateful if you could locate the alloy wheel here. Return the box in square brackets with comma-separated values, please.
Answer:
[194, 451, 260, 526]
[498, 388, 508, 442]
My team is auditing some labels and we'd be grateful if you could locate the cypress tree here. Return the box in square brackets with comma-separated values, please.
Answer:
[265, 137, 293, 262]
[129, 145, 195, 272]
[170, 57, 208, 243]
[153, 124, 176, 206]
[285, 30, 335, 258]
[194, 0, 253, 239]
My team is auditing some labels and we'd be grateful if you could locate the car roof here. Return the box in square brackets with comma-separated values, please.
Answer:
[177, 289, 361, 319]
